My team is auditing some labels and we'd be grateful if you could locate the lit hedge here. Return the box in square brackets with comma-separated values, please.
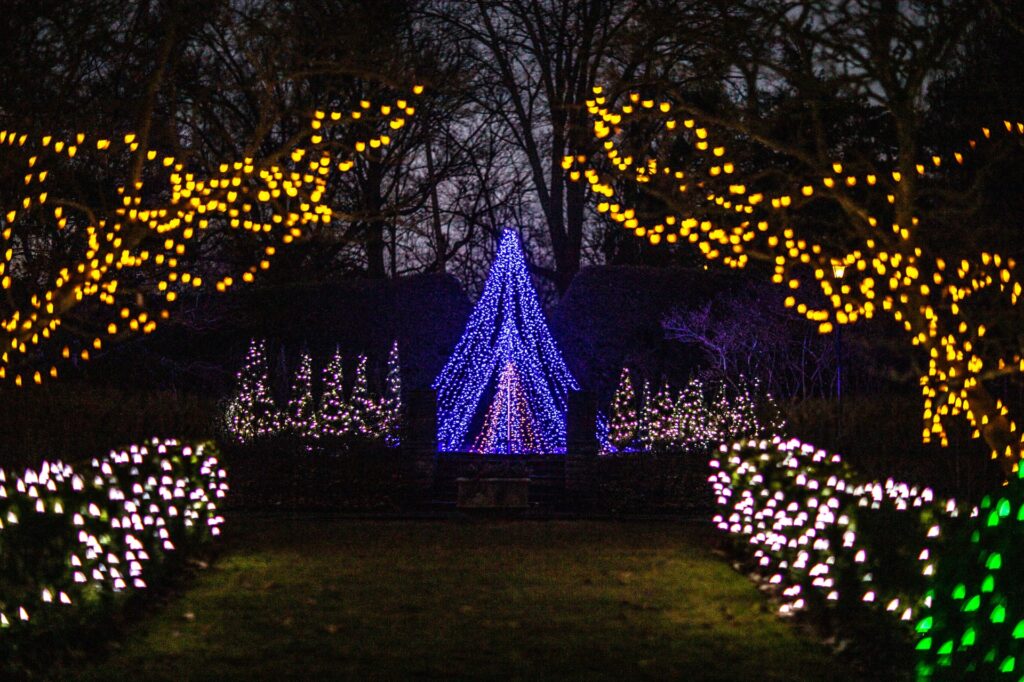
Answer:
[915, 470, 1024, 679]
[709, 437, 961, 632]
[0, 438, 227, 654]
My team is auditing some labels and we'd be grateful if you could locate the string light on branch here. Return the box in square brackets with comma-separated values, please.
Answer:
[565, 84, 1024, 470]
[0, 85, 426, 388]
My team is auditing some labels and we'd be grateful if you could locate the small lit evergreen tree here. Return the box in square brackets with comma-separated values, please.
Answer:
[706, 380, 730, 445]
[725, 378, 761, 440]
[349, 355, 381, 438]
[319, 347, 353, 438]
[608, 367, 638, 451]
[649, 380, 676, 448]
[636, 379, 653, 451]
[286, 351, 319, 439]
[673, 377, 713, 451]
[225, 339, 281, 443]
[381, 341, 403, 446]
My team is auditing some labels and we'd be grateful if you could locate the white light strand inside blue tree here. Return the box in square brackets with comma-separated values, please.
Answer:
[433, 229, 578, 453]
[471, 361, 553, 454]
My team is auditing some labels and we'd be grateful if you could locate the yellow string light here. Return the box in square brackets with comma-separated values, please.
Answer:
[0, 86, 426, 387]
[568, 86, 1024, 465]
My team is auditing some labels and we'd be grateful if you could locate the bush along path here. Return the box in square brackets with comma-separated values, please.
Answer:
[710, 436, 1024, 679]
[917, 463, 1024, 679]
[0, 439, 227, 676]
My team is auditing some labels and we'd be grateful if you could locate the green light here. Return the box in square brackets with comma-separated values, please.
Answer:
[1014, 621, 1024, 639]
[982, 575, 995, 592]
[965, 595, 981, 612]
[1017, 504, 1024, 521]
[998, 498, 1011, 517]
[953, 583, 966, 599]
[987, 553, 1003, 570]
[917, 616, 933, 633]
[981, 495, 993, 509]
[962, 627, 976, 646]
[999, 655, 1015, 673]
[992, 604, 1007, 624]
[971, 530, 981, 543]
[987, 510, 1000, 527]
[916, 636, 933, 651]
[937, 640, 953, 656]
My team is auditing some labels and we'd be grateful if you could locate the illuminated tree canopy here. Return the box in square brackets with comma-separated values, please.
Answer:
[0, 86, 424, 388]
[563, 87, 1024, 475]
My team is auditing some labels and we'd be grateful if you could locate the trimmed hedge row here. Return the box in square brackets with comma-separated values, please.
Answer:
[710, 437, 1024, 678]
[709, 438, 962, 645]
[0, 438, 227, 669]
[916, 468, 1024, 679]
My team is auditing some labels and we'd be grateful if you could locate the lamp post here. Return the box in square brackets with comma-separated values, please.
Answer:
[831, 259, 846, 444]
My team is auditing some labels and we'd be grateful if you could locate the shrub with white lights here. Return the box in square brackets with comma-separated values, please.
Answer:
[0, 438, 227, 661]
[709, 437, 960, 636]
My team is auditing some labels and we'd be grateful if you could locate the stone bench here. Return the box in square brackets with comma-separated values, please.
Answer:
[456, 477, 530, 509]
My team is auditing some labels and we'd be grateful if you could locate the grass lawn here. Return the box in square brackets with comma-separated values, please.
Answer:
[71, 516, 856, 681]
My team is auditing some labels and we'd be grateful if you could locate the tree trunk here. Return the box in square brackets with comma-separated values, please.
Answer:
[364, 161, 387, 279]
[424, 137, 447, 273]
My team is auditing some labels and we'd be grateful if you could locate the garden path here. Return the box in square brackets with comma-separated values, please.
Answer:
[73, 516, 854, 681]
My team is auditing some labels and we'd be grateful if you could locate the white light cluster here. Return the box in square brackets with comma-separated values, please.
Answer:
[603, 374, 783, 454]
[0, 438, 227, 635]
[709, 436, 961, 624]
[225, 340, 403, 447]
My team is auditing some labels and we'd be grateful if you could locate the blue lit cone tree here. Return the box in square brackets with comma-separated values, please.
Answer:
[434, 229, 578, 453]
